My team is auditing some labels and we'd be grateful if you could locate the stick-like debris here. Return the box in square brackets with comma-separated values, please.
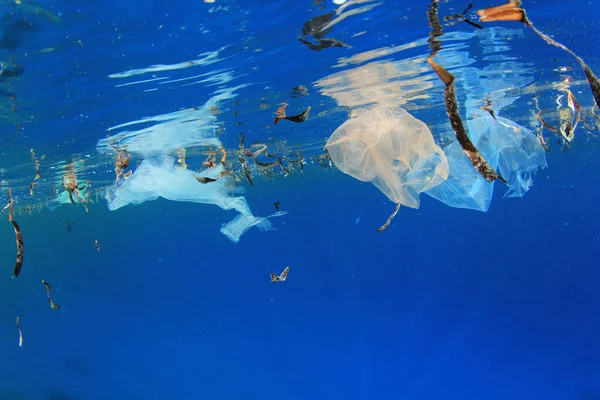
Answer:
[427, 58, 507, 184]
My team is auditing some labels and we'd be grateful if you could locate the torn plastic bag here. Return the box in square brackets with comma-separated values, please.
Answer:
[105, 156, 286, 243]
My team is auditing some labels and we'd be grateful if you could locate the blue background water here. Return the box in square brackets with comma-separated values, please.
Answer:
[0, 1, 599, 399]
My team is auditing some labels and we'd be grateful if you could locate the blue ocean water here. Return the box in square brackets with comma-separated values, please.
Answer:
[0, 0, 599, 399]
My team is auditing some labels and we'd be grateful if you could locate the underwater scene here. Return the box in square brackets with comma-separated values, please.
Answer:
[0, 0, 599, 399]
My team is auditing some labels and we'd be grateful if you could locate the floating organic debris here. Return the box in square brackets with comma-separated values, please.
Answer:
[477, 0, 600, 110]
[239, 156, 254, 186]
[49, 298, 61, 310]
[42, 280, 51, 294]
[41, 280, 61, 310]
[274, 200, 280, 211]
[535, 90, 582, 150]
[12, 220, 24, 277]
[270, 266, 290, 283]
[427, 59, 506, 184]
[4, 189, 24, 277]
[298, 37, 350, 51]
[427, 1, 507, 184]
[273, 103, 311, 125]
[94, 240, 100, 252]
[16, 317, 22, 347]
[196, 176, 218, 184]
[114, 149, 131, 182]
[443, 3, 484, 29]
[63, 161, 89, 212]
[29, 158, 40, 196]
[537, 125, 551, 152]
[376, 203, 401, 233]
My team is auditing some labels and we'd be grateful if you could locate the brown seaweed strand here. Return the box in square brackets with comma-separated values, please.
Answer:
[442, 76, 508, 184]
[427, 0, 507, 184]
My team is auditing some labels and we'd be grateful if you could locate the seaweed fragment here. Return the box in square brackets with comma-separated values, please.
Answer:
[298, 37, 350, 51]
[41, 280, 61, 310]
[49, 298, 61, 310]
[195, 176, 218, 184]
[270, 266, 290, 283]
[273, 103, 311, 125]
[477, 1, 600, 109]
